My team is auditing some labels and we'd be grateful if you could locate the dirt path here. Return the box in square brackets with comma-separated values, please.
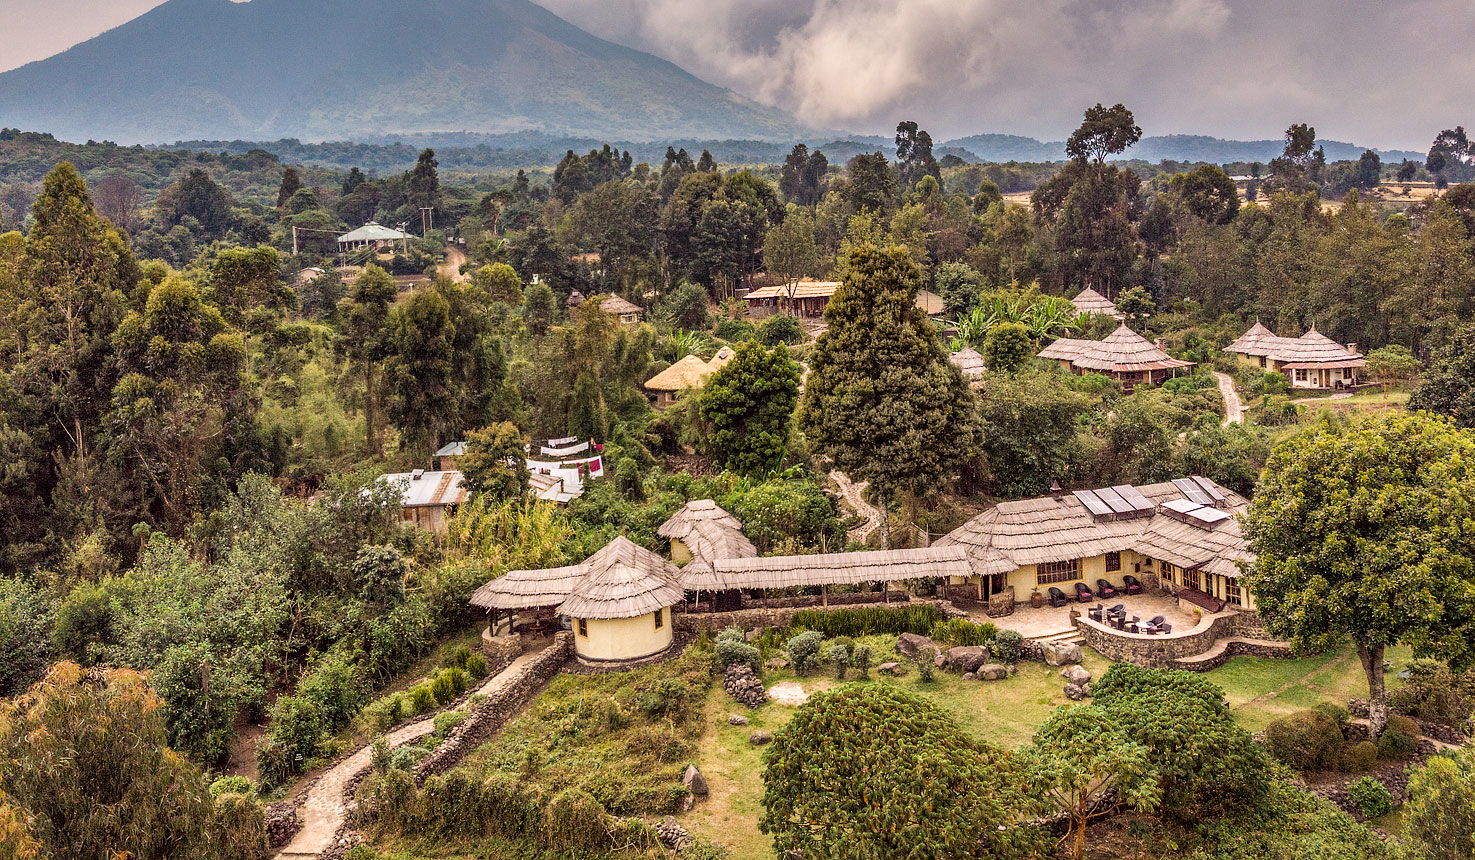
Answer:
[1212, 371, 1243, 426]
[1290, 392, 1354, 404]
[439, 245, 469, 283]
[829, 470, 881, 546]
[274, 647, 546, 859]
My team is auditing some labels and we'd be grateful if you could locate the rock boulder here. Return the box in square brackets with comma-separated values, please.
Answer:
[749, 730, 773, 746]
[877, 661, 905, 676]
[1044, 641, 1083, 666]
[942, 645, 991, 673]
[977, 664, 1009, 681]
[1061, 665, 1092, 685]
[683, 764, 709, 796]
[896, 633, 938, 659]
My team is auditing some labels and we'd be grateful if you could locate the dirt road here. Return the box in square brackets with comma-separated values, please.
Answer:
[1212, 372, 1243, 426]
[439, 245, 470, 283]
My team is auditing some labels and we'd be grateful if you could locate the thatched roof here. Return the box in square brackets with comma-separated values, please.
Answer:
[746, 280, 841, 301]
[556, 537, 684, 619]
[935, 477, 1252, 579]
[950, 347, 986, 379]
[471, 536, 681, 614]
[685, 546, 973, 591]
[644, 348, 735, 392]
[601, 295, 643, 316]
[658, 500, 757, 563]
[1037, 324, 1196, 373]
[1226, 323, 1364, 366]
[1071, 288, 1123, 318]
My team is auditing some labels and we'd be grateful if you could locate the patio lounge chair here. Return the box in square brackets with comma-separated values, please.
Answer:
[1122, 574, 1144, 595]
[1110, 614, 1125, 630]
[1047, 587, 1069, 608]
[1074, 582, 1094, 602]
[1088, 604, 1104, 622]
[1096, 579, 1119, 599]
[1106, 603, 1126, 618]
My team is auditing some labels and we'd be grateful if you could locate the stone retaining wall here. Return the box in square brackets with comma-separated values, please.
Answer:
[413, 632, 574, 781]
[674, 598, 964, 635]
[681, 590, 915, 614]
[1077, 612, 1239, 667]
[480, 629, 524, 664]
[1172, 637, 1295, 671]
[1347, 698, 1470, 744]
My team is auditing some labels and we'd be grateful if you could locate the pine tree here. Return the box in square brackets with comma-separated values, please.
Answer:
[276, 167, 302, 209]
[799, 243, 979, 547]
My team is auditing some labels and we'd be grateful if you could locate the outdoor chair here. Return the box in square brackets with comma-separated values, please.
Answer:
[1088, 604, 1104, 622]
[1110, 614, 1125, 630]
[1107, 603, 1126, 618]
[1149, 615, 1166, 627]
[1096, 579, 1119, 599]
[1074, 582, 1094, 602]
[1047, 587, 1069, 608]
[1159, 622, 1173, 634]
[1122, 574, 1144, 595]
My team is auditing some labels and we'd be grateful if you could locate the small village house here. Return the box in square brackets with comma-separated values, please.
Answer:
[949, 347, 986, 381]
[643, 346, 735, 409]
[746, 279, 945, 320]
[381, 468, 468, 532]
[336, 222, 410, 254]
[1225, 322, 1365, 390]
[433, 441, 464, 471]
[1037, 323, 1195, 390]
[600, 294, 644, 324]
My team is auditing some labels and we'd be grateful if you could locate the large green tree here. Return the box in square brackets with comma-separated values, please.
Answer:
[1403, 747, 1475, 860]
[699, 341, 801, 475]
[975, 370, 1090, 498]
[799, 243, 979, 547]
[1409, 322, 1475, 427]
[385, 288, 458, 456]
[336, 265, 397, 455]
[759, 685, 1040, 860]
[1243, 413, 1475, 736]
[459, 422, 530, 501]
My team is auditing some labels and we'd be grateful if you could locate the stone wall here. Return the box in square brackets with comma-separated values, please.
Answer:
[413, 631, 574, 781]
[674, 598, 964, 635]
[480, 629, 524, 664]
[1077, 612, 1239, 668]
[1347, 698, 1470, 744]
[1172, 636, 1294, 671]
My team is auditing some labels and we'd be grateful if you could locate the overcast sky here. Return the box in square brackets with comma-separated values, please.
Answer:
[2, 0, 1471, 150]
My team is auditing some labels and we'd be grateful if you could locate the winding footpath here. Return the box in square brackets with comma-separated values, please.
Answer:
[274, 647, 546, 859]
[1212, 371, 1244, 426]
[830, 470, 882, 546]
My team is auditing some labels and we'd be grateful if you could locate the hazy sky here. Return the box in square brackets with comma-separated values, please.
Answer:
[2, 0, 1472, 149]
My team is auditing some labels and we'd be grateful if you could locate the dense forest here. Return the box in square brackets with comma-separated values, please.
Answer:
[2, 104, 1475, 860]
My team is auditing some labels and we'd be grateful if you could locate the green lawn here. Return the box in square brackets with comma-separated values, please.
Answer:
[682, 637, 1416, 860]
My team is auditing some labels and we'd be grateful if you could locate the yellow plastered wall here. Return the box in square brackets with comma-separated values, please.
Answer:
[670, 539, 693, 565]
[574, 610, 674, 662]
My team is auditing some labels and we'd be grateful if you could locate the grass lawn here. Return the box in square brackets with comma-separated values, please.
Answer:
[682, 636, 1416, 860]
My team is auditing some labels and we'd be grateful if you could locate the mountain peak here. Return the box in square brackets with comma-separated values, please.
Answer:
[0, 0, 810, 144]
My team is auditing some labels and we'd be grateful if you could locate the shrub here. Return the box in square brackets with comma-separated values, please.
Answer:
[637, 677, 691, 719]
[364, 694, 405, 731]
[786, 631, 825, 676]
[370, 737, 392, 775]
[445, 667, 468, 697]
[1378, 717, 1420, 760]
[295, 648, 368, 729]
[715, 319, 755, 342]
[915, 645, 937, 682]
[1391, 660, 1475, 726]
[1263, 710, 1345, 773]
[826, 644, 850, 679]
[409, 685, 436, 715]
[790, 604, 941, 638]
[930, 618, 997, 648]
[429, 672, 457, 706]
[758, 313, 803, 346]
[1347, 776, 1393, 818]
[464, 653, 488, 681]
[442, 644, 473, 670]
[544, 787, 611, 852]
[209, 775, 254, 798]
[1340, 740, 1378, 773]
[263, 695, 325, 768]
[1313, 701, 1351, 732]
[432, 710, 466, 739]
[851, 645, 873, 680]
[715, 638, 761, 673]
[991, 630, 1024, 664]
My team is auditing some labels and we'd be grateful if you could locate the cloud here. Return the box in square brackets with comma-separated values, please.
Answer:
[541, 0, 1475, 150]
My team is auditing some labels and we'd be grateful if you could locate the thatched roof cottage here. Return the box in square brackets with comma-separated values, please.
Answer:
[1037, 323, 1195, 390]
[1225, 322, 1364, 390]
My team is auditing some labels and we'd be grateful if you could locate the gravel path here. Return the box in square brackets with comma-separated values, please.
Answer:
[830, 470, 881, 545]
[274, 648, 545, 859]
[1212, 371, 1244, 426]
[439, 245, 470, 283]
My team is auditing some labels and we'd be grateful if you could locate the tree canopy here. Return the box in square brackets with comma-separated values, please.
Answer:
[699, 341, 801, 475]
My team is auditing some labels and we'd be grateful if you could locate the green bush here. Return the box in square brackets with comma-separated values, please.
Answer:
[208, 775, 254, 798]
[295, 648, 368, 729]
[991, 630, 1024, 663]
[786, 631, 825, 676]
[1313, 701, 1351, 731]
[1263, 709, 1345, 773]
[915, 644, 937, 682]
[432, 710, 466, 738]
[409, 685, 436, 714]
[930, 618, 998, 647]
[851, 645, 872, 679]
[1378, 719, 1420, 760]
[715, 319, 756, 342]
[544, 787, 611, 852]
[715, 638, 762, 672]
[464, 653, 488, 681]
[1340, 740, 1378, 773]
[826, 644, 850, 679]
[445, 667, 468, 697]
[758, 313, 803, 346]
[1347, 776, 1393, 818]
[791, 604, 941, 638]
[442, 644, 473, 670]
[1391, 660, 1475, 726]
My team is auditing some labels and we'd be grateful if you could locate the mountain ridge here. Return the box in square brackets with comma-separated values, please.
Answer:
[0, 0, 813, 144]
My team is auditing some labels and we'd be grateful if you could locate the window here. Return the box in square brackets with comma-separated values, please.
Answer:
[1183, 567, 1201, 591]
[1160, 561, 1177, 584]
[654, 608, 664, 630]
[1226, 582, 1243, 607]
[1258, 356, 1266, 368]
[1105, 551, 1121, 573]
[1037, 558, 1081, 585]
[577, 619, 588, 637]
[1344, 368, 1354, 379]
[1295, 369, 1308, 381]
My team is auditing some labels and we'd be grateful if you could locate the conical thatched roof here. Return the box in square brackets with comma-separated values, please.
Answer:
[644, 354, 717, 392]
[601, 295, 643, 316]
[1225, 323, 1364, 365]
[1037, 324, 1195, 373]
[658, 499, 757, 563]
[949, 347, 986, 379]
[1070, 288, 1122, 318]
[556, 537, 683, 619]
[471, 536, 681, 613]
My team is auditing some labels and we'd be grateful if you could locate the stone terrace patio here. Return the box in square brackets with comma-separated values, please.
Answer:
[962, 593, 1198, 640]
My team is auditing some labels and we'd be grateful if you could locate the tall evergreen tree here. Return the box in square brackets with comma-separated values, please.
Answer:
[699, 342, 801, 475]
[275, 167, 302, 209]
[799, 243, 979, 547]
[335, 265, 396, 455]
[385, 288, 458, 457]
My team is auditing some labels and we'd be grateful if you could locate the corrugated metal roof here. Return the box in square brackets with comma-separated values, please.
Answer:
[337, 222, 409, 243]
[381, 470, 468, 508]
